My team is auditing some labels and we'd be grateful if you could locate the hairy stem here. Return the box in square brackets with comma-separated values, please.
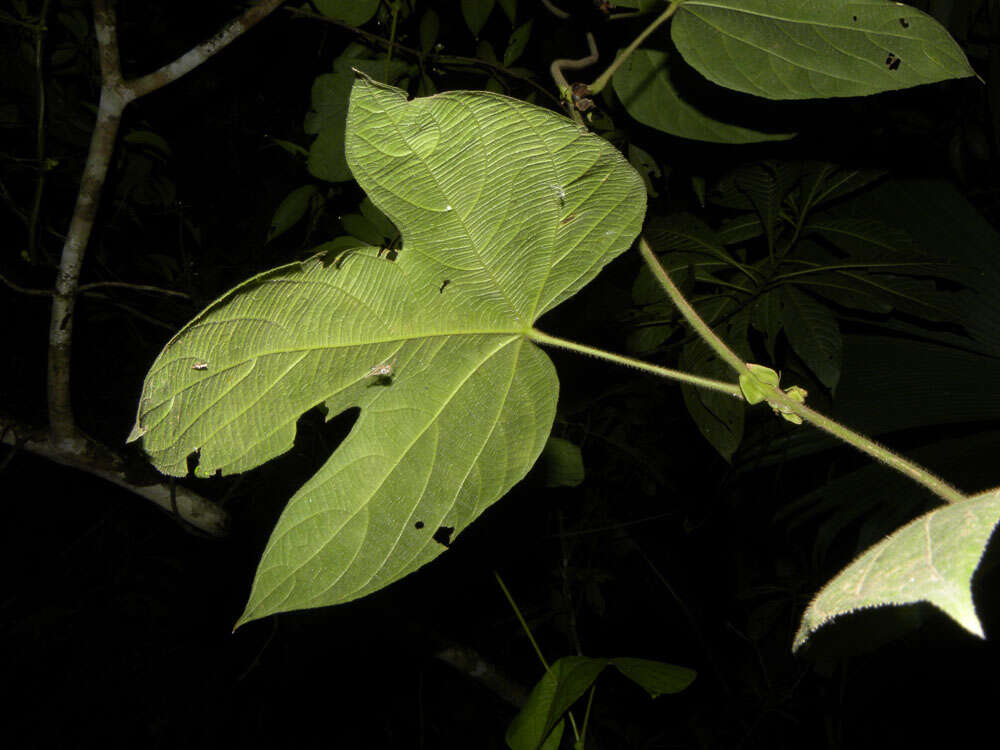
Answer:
[588, 1, 680, 95]
[638, 236, 967, 505]
[529, 329, 744, 398]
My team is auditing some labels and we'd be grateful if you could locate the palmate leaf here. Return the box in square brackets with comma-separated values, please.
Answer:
[794, 487, 1000, 651]
[782, 286, 842, 390]
[128, 74, 645, 626]
[672, 0, 975, 100]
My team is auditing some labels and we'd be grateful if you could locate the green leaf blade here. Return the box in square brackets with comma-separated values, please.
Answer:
[781, 286, 842, 390]
[267, 185, 320, 243]
[345, 75, 646, 324]
[611, 657, 696, 698]
[313, 0, 379, 26]
[131, 75, 644, 625]
[507, 657, 607, 750]
[612, 48, 794, 143]
[672, 0, 975, 100]
[794, 488, 1000, 651]
[463, 0, 495, 37]
[239, 336, 557, 623]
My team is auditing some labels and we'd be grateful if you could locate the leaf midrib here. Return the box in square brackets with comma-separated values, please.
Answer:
[149, 329, 525, 460]
[354, 91, 528, 326]
[681, 1, 924, 39]
[249, 335, 527, 611]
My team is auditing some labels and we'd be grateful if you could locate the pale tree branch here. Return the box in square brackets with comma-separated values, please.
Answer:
[1, 415, 228, 536]
[36, 0, 286, 529]
[434, 644, 530, 708]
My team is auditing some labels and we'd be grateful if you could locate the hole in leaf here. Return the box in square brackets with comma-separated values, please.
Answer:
[292, 405, 360, 473]
[439, 279, 450, 293]
[185, 448, 201, 477]
[885, 53, 901, 71]
[433, 525, 454, 547]
[899, 18, 909, 28]
[852, 15, 858, 21]
[414, 521, 425, 529]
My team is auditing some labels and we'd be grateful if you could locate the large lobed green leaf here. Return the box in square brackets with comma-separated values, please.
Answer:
[794, 487, 1000, 651]
[129, 75, 645, 626]
[673, 0, 975, 100]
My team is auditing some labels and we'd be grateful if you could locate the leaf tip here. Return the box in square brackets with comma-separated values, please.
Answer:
[126, 422, 145, 444]
[939, 596, 985, 640]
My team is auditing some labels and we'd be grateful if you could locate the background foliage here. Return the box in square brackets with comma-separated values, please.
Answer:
[3, 0, 1000, 747]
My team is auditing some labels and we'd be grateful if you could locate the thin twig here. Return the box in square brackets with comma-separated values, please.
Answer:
[588, 1, 680, 95]
[1, 272, 53, 296]
[83, 295, 180, 331]
[77, 280, 191, 297]
[47, 0, 286, 450]
[29, 0, 284, 525]
[540, 0, 570, 20]
[28, 0, 54, 263]
[550, 32, 599, 119]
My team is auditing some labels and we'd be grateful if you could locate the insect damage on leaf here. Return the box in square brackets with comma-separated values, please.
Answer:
[137, 73, 645, 626]
[433, 525, 455, 547]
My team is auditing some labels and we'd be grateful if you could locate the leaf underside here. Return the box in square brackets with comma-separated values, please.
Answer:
[129, 75, 645, 626]
[612, 48, 794, 143]
[673, 0, 974, 100]
[794, 488, 1000, 651]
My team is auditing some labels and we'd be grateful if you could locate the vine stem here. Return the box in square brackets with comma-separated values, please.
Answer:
[528, 329, 744, 398]
[588, 1, 680, 95]
[494, 571, 583, 743]
[638, 236, 967, 505]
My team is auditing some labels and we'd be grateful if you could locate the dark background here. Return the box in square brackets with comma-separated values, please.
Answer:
[3, 1, 1000, 747]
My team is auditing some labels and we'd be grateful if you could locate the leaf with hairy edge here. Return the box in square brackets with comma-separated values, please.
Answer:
[128, 74, 645, 627]
[672, 0, 975, 100]
[794, 487, 1000, 651]
[612, 48, 795, 143]
[782, 286, 842, 390]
